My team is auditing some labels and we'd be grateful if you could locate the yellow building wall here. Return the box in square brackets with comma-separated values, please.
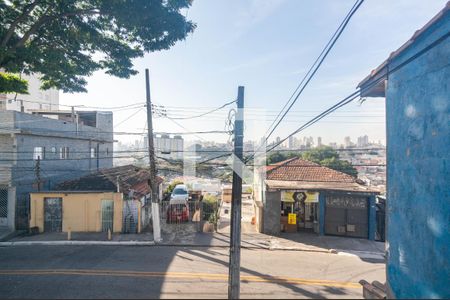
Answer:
[30, 192, 125, 233]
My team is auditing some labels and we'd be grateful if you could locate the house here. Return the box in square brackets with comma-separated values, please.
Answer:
[0, 110, 113, 231]
[254, 157, 379, 240]
[30, 165, 162, 233]
[357, 3, 449, 298]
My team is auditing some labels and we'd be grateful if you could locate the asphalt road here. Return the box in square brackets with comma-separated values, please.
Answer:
[0, 245, 385, 299]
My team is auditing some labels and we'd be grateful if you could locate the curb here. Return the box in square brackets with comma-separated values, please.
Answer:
[0, 241, 155, 246]
[0, 230, 27, 242]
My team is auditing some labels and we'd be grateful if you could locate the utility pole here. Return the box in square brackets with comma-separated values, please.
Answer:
[35, 157, 41, 192]
[145, 69, 161, 242]
[228, 86, 244, 299]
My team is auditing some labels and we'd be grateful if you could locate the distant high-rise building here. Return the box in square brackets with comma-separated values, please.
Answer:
[288, 136, 295, 149]
[144, 133, 184, 160]
[344, 136, 352, 148]
[357, 135, 369, 147]
[317, 137, 322, 147]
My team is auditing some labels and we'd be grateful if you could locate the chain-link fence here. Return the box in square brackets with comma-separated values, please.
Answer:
[159, 195, 221, 234]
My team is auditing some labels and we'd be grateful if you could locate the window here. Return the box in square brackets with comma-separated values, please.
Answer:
[173, 188, 188, 195]
[59, 147, 69, 159]
[33, 147, 45, 160]
[90, 147, 96, 158]
[51, 147, 57, 154]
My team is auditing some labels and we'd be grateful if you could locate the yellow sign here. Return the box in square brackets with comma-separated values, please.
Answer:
[281, 191, 295, 203]
[305, 192, 319, 203]
[288, 213, 297, 225]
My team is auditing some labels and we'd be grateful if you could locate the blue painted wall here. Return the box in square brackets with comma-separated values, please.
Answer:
[368, 195, 376, 241]
[318, 193, 325, 236]
[385, 11, 450, 298]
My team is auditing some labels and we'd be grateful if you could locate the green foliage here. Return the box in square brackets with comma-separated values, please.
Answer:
[302, 146, 358, 177]
[302, 146, 339, 162]
[0, 0, 195, 93]
[244, 186, 253, 194]
[164, 180, 184, 195]
[202, 194, 219, 223]
[0, 72, 28, 94]
[320, 157, 358, 177]
[267, 151, 300, 164]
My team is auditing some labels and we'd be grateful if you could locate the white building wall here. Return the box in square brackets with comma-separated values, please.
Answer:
[0, 73, 59, 113]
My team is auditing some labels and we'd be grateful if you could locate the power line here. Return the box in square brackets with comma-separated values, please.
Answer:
[0, 147, 385, 155]
[113, 107, 146, 129]
[261, 30, 450, 156]
[262, 0, 364, 145]
[160, 99, 237, 120]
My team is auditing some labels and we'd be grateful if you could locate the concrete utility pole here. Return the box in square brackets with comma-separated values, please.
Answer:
[145, 69, 161, 242]
[228, 86, 244, 299]
[35, 157, 41, 192]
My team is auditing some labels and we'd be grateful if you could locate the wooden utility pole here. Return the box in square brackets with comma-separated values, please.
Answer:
[145, 69, 161, 242]
[228, 86, 244, 299]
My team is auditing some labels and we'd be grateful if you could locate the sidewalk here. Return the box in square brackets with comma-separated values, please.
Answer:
[0, 227, 25, 242]
[7, 231, 154, 242]
[1, 229, 385, 260]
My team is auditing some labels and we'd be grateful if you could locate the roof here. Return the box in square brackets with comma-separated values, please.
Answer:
[265, 157, 378, 193]
[358, 2, 450, 97]
[266, 157, 356, 183]
[55, 165, 163, 198]
[265, 180, 380, 193]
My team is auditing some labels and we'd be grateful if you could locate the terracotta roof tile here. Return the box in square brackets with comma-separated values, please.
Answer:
[266, 157, 356, 183]
[55, 165, 163, 197]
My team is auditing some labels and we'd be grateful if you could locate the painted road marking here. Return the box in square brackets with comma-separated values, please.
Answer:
[0, 269, 360, 289]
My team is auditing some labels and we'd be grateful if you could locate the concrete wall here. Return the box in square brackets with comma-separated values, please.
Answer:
[0, 111, 114, 229]
[30, 192, 124, 233]
[385, 13, 450, 298]
[263, 191, 281, 235]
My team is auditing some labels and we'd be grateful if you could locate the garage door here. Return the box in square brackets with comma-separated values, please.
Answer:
[325, 195, 368, 238]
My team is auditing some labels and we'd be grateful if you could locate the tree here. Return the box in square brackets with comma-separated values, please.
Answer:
[267, 151, 299, 164]
[302, 146, 358, 177]
[0, 0, 195, 93]
[0, 72, 28, 93]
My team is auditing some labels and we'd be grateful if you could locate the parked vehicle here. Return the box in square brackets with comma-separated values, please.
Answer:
[167, 184, 190, 223]
[166, 203, 190, 223]
[170, 184, 189, 203]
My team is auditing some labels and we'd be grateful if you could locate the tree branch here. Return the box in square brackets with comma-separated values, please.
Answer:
[14, 9, 101, 48]
[1, 0, 42, 47]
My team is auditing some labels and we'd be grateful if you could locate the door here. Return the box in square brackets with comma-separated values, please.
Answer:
[0, 188, 8, 226]
[101, 200, 114, 232]
[325, 195, 368, 238]
[44, 197, 62, 232]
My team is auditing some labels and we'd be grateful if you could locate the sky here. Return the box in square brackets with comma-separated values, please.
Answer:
[61, 0, 447, 146]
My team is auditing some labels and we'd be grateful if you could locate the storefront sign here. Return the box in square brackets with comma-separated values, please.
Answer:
[288, 213, 297, 225]
[305, 192, 319, 203]
[281, 191, 295, 203]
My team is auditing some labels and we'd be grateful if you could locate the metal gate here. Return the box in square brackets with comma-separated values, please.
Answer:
[101, 200, 114, 232]
[0, 189, 7, 226]
[325, 195, 368, 238]
[44, 197, 62, 232]
[123, 200, 138, 233]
